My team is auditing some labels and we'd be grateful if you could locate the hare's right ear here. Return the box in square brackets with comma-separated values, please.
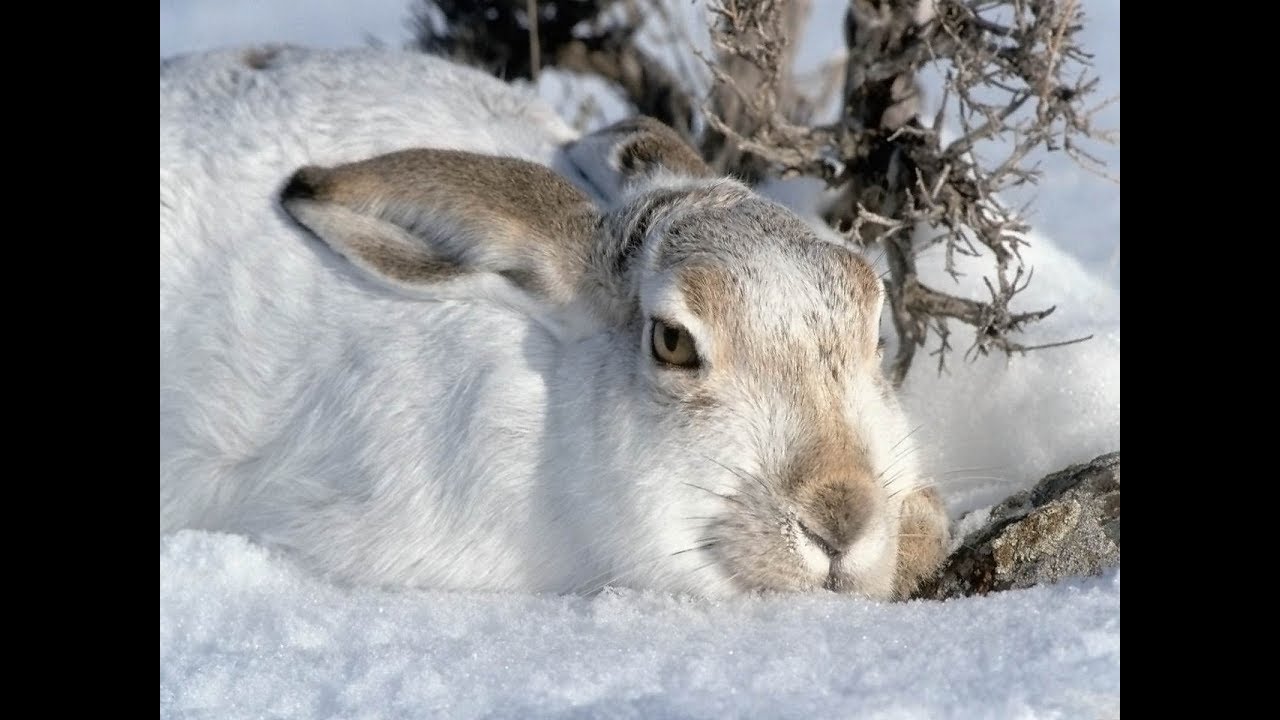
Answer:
[564, 116, 711, 201]
[279, 149, 604, 312]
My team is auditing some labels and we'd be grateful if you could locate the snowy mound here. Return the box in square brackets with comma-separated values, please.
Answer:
[161, 531, 1119, 718]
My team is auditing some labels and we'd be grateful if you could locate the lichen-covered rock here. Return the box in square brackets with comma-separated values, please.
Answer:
[913, 452, 1120, 600]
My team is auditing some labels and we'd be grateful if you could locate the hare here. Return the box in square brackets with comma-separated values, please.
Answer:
[159, 46, 948, 599]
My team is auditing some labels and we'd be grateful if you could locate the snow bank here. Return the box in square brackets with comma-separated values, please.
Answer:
[161, 531, 1119, 719]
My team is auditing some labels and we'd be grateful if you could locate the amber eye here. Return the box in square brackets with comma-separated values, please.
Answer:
[651, 319, 699, 368]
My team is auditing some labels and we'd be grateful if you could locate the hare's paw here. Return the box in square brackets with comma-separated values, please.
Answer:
[893, 486, 950, 599]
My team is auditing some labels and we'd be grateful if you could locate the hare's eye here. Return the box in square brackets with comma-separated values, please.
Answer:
[651, 318, 699, 368]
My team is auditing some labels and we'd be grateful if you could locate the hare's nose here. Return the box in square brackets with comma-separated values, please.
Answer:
[796, 518, 842, 560]
[796, 476, 876, 553]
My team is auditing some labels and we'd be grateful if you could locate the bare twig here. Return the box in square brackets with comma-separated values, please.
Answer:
[527, 0, 541, 79]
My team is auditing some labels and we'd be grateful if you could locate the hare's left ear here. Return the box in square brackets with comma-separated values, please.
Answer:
[564, 116, 712, 202]
[280, 149, 605, 313]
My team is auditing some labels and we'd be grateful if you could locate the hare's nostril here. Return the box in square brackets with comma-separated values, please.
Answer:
[796, 519, 842, 560]
[823, 571, 841, 592]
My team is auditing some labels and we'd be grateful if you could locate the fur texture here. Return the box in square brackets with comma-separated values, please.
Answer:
[159, 46, 947, 599]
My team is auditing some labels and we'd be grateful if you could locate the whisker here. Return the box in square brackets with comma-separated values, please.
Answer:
[682, 482, 750, 509]
[580, 536, 728, 595]
[671, 542, 719, 557]
[945, 475, 1018, 485]
[880, 466, 912, 489]
[685, 559, 721, 576]
[574, 547, 695, 595]
[877, 445, 923, 482]
[881, 466, 936, 492]
[699, 453, 772, 497]
[888, 423, 926, 454]
[906, 481, 938, 493]
[936, 464, 1012, 477]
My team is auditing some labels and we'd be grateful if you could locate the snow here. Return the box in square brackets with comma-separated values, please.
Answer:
[161, 531, 1119, 719]
[160, 1, 1119, 717]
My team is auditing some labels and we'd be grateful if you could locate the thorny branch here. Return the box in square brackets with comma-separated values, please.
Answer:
[413, 0, 1117, 384]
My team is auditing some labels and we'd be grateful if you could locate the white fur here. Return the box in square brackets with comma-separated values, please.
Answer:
[160, 47, 930, 597]
[161, 46, 594, 589]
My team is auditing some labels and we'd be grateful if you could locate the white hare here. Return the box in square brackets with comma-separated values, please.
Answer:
[159, 46, 948, 599]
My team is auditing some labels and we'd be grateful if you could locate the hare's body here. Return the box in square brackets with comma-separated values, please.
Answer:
[161, 48, 592, 589]
[160, 47, 949, 598]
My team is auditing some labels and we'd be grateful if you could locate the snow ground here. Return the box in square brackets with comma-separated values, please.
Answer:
[161, 531, 1119, 719]
[160, 2, 1119, 717]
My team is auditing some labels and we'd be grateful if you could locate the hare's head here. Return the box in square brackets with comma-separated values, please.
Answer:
[280, 117, 947, 599]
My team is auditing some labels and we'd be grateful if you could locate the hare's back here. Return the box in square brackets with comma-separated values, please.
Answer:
[160, 46, 578, 319]
[160, 48, 580, 532]
[159, 45, 574, 171]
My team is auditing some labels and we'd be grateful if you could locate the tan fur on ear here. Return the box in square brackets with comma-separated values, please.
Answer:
[280, 150, 601, 307]
[564, 116, 711, 201]
[608, 117, 711, 180]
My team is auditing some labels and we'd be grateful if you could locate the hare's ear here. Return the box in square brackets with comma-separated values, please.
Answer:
[564, 116, 712, 201]
[280, 149, 602, 310]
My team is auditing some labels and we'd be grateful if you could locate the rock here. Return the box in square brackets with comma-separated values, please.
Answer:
[912, 452, 1120, 600]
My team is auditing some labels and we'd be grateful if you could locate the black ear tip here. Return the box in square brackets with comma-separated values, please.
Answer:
[281, 166, 326, 201]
